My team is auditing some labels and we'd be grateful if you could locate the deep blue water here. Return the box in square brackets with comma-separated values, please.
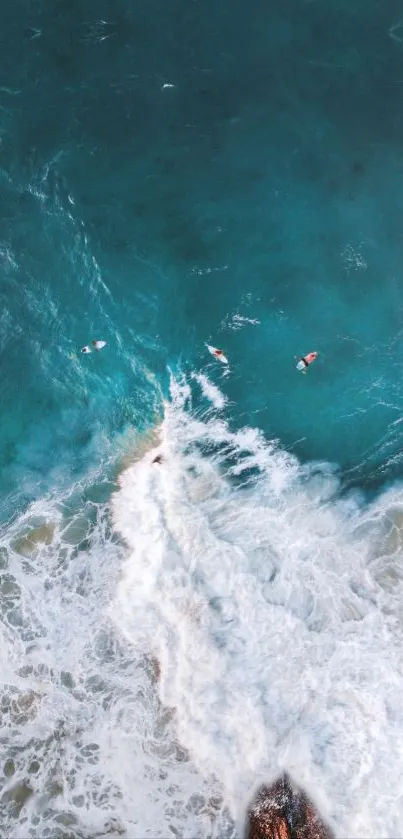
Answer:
[2, 0, 403, 509]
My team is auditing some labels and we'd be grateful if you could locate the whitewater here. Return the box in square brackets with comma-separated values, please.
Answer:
[1, 368, 403, 837]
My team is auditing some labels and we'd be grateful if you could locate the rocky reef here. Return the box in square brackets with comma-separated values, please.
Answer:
[246, 774, 334, 839]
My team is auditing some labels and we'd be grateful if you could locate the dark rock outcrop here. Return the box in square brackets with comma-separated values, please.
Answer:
[246, 774, 334, 839]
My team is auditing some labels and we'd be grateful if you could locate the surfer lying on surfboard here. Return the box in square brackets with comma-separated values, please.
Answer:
[296, 351, 317, 373]
[206, 344, 228, 364]
[81, 340, 107, 354]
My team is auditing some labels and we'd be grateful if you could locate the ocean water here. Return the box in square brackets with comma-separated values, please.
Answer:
[2, 0, 403, 836]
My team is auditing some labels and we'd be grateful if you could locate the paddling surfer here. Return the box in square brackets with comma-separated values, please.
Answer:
[296, 351, 318, 373]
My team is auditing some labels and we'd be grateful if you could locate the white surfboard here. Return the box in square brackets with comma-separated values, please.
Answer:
[92, 340, 107, 351]
[206, 344, 228, 364]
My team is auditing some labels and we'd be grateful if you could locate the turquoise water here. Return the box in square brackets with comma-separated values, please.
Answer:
[3, 1, 403, 836]
[2, 0, 403, 513]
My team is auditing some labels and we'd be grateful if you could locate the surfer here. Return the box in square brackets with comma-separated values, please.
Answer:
[81, 340, 107, 354]
[206, 344, 229, 364]
[296, 351, 318, 372]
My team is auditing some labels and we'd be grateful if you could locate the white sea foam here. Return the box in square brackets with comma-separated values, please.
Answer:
[192, 372, 227, 410]
[229, 313, 261, 331]
[221, 309, 261, 332]
[3, 374, 403, 837]
[0, 478, 229, 838]
[112, 373, 403, 837]
[341, 242, 368, 272]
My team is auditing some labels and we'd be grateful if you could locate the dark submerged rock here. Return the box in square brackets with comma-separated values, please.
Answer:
[246, 774, 334, 839]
